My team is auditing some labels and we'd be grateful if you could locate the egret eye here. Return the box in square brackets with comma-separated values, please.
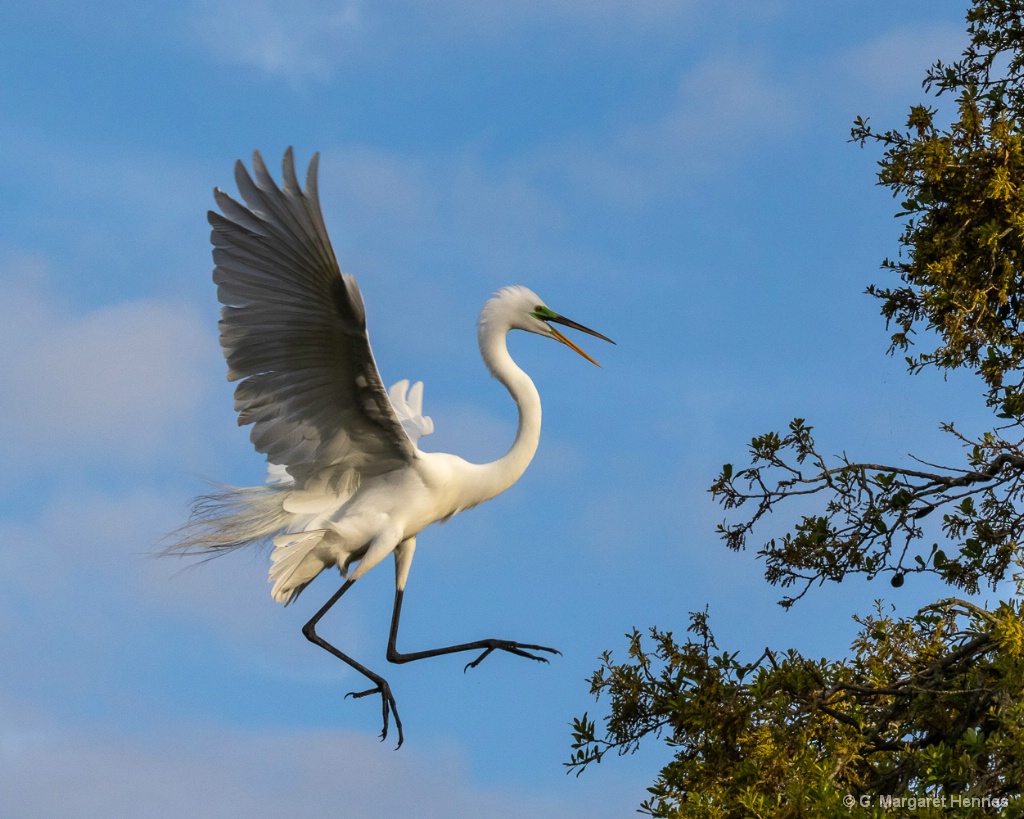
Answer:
[531, 305, 558, 321]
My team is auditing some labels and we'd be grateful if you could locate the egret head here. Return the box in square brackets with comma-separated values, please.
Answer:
[483, 285, 615, 367]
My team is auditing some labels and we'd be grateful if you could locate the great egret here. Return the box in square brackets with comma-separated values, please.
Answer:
[170, 148, 613, 747]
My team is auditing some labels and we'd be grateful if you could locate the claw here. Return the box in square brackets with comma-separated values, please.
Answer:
[344, 682, 404, 748]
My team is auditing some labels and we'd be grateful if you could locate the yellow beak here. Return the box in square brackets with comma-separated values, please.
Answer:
[549, 325, 603, 367]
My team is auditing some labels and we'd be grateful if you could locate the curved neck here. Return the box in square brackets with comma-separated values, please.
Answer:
[465, 321, 542, 506]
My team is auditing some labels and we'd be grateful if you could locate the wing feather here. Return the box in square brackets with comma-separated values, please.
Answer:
[387, 380, 435, 446]
[211, 148, 416, 485]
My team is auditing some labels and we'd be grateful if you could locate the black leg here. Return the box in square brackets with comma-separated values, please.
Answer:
[302, 579, 404, 748]
[385, 587, 561, 672]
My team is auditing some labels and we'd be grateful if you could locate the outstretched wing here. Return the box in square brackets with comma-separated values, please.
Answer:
[211, 148, 416, 488]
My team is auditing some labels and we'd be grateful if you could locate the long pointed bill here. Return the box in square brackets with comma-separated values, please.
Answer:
[546, 316, 615, 368]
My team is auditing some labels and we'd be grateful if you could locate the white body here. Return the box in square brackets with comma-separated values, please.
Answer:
[268, 317, 542, 603]
[171, 150, 607, 611]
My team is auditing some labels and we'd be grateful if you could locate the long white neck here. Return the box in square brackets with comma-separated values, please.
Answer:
[462, 315, 542, 507]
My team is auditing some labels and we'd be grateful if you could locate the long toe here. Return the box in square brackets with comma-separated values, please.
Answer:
[519, 642, 561, 656]
[378, 682, 404, 750]
[345, 686, 382, 700]
[505, 645, 554, 662]
[464, 640, 562, 671]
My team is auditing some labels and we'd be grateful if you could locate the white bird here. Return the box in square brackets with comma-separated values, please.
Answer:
[169, 148, 614, 747]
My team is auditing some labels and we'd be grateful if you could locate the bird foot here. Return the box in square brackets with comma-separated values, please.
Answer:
[463, 640, 561, 672]
[345, 680, 404, 749]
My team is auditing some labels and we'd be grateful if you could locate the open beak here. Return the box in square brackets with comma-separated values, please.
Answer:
[547, 315, 615, 367]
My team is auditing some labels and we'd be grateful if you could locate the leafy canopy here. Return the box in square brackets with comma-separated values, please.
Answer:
[569, 3, 1024, 815]
[852, 2, 1024, 417]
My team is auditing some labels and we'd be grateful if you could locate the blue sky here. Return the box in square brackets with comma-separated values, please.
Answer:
[0, 1, 989, 816]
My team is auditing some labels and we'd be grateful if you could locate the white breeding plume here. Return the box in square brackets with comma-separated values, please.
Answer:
[168, 148, 614, 746]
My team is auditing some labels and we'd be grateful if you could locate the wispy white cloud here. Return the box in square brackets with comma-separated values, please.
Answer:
[310, 52, 798, 266]
[188, 0, 704, 84]
[563, 54, 800, 202]
[395, 0, 701, 38]
[191, 0, 362, 85]
[317, 145, 567, 268]
[840, 22, 967, 96]
[0, 705, 586, 819]
[309, 145, 572, 358]
[0, 261, 213, 471]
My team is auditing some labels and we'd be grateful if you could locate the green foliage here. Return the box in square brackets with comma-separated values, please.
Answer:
[570, 598, 1024, 817]
[710, 419, 1024, 608]
[851, 2, 1024, 414]
[571, 2, 1024, 814]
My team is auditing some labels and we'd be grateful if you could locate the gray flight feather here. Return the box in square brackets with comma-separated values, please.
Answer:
[210, 147, 416, 488]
